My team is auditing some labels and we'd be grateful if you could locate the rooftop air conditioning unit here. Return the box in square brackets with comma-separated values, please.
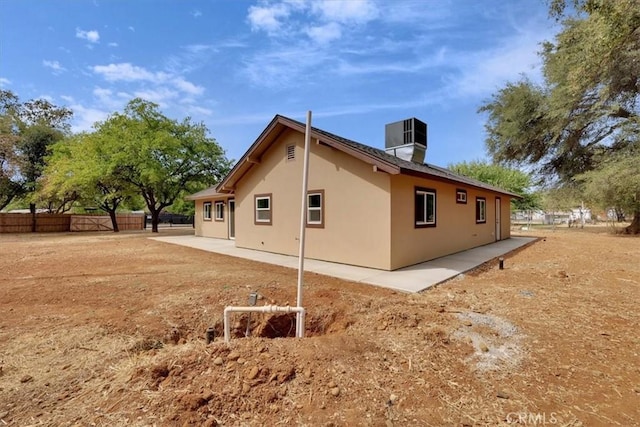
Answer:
[384, 118, 427, 164]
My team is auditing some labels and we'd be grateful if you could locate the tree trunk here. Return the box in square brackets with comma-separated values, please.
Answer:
[151, 209, 160, 233]
[624, 210, 640, 234]
[108, 210, 119, 232]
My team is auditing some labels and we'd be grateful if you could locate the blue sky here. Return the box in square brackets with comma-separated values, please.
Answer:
[0, 0, 557, 167]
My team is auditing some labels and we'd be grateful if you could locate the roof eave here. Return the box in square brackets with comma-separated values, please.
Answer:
[399, 167, 521, 198]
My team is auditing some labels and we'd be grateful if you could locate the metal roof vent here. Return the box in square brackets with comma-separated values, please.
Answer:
[384, 118, 427, 164]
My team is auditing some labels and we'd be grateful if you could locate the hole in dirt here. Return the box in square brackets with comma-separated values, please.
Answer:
[255, 313, 296, 338]
[209, 310, 351, 340]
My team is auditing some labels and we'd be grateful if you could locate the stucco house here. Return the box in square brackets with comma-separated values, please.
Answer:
[187, 115, 519, 271]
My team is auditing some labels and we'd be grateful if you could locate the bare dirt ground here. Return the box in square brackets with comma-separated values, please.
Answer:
[0, 226, 638, 426]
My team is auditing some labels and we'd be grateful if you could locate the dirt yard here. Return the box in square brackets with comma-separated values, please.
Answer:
[0, 226, 638, 426]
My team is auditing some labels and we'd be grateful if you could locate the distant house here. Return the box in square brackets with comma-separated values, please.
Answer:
[187, 115, 519, 271]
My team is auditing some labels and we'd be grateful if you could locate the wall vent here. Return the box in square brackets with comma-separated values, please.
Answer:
[286, 144, 295, 161]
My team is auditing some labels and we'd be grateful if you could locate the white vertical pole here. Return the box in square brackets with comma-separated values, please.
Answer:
[296, 111, 312, 338]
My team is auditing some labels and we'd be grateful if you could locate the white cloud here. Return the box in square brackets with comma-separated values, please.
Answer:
[335, 51, 445, 76]
[247, 2, 291, 33]
[185, 105, 213, 116]
[69, 104, 111, 132]
[243, 0, 386, 85]
[88, 60, 210, 126]
[91, 62, 205, 99]
[128, 26, 135, 32]
[37, 94, 54, 102]
[0, 77, 12, 86]
[76, 28, 100, 43]
[247, 0, 378, 42]
[173, 78, 204, 96]
[379, 0, 453, 26]
[108, 42, 118, 47]
[93, 87, 112, 98]
[91, 87, 132, 110]
[191, 9, 202, 18]
[92, 63, 162, 82]
[244, 46, 331, 87]
[311, 0, 378, 24]
[42, 60, 67, 75]
[305, 22, 341, 44]
[447, 29, 548, 98]
[165, 44, 218, 74]
[132, 87, 179, 106]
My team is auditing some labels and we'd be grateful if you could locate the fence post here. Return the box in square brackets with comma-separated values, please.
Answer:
[30, 203, 36, 232]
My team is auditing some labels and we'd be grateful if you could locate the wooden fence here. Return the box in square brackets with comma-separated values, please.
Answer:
[0, 213, 145, 233]
[70, 214, 145, 232]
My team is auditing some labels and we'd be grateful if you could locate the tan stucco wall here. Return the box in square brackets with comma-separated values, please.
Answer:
[194, 198, 231, 239]
[234, 129, 392, 269]
[389, 174, 512, 270]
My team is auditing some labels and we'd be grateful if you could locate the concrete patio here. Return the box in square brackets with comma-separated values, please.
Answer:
[151, 235, 537, 293]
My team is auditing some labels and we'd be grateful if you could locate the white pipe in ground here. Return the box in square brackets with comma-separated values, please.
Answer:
[223, 305, 305, 343]
[295, 110, 312, 338]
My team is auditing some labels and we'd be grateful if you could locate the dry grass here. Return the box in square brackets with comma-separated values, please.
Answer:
[0, 227, 638, 426]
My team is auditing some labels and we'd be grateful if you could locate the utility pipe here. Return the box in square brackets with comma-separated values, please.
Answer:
[223, 305, 305, 343]
[295, 111, 312, 338]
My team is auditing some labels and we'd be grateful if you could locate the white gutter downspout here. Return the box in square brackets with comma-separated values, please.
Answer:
[295, 111, 312, 338]
[223, 305, 305, 343]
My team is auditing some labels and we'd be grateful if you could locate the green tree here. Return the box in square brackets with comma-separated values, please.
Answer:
[479, 0, 640, 232]
[94, 99, 231, 232]
[576, 148, 640, 233]
[0, 90, 23, 210]
[0, 89, 72, 210]
[19, 125, 65, 192]
[40, 133, 139, 229]
[539, 185, 581, 213]
[448, 161, 540, 210]
[0, 127, 22, 210]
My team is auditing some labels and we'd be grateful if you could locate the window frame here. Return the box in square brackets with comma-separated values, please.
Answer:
[456, 189, 467, 204]
[203, 201, 212, 221]
[476, 197, 487, 223]
[306, 189, 324, 228]
[214, 201, 225, 222]
[254, 193, 272, 225]
[415, 186, 437, 228]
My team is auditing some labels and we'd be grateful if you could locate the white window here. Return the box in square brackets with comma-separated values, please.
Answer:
[286, 144, 295, 161]
[307, 190, 324, 228]
[214, 201, 224, 221]
[415, 187, 436, 227]
[476, 197, 486, 223]
[255, 194, 272, 225]
[456, 189, 467, 204]
[203, 202, 212, 221]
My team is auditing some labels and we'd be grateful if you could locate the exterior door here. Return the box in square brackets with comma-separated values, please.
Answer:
[495, 197, 501, 241]
[228, 199, 235, 240]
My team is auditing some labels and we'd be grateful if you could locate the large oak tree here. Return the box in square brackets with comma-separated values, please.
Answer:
[40, 133, 140, 228]
[93, 99, 231, 232]
[480, 0, 640, 233]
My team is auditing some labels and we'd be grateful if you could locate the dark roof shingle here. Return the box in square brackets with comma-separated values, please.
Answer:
[288, 115, 521, 198]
